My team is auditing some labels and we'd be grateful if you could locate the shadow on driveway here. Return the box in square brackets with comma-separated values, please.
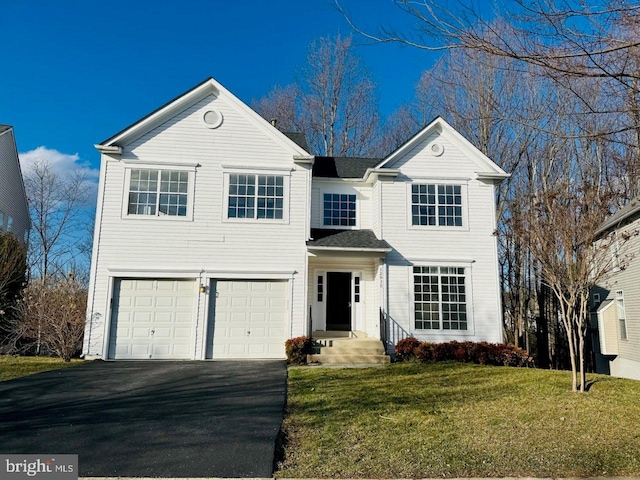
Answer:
[0, 360, 287, 478]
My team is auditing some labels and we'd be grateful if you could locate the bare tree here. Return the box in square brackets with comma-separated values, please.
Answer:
[525, 179, 636, 391]
[254, 34, 380, 157]
[16, 277, 87, 362]
[23, 158, 91, 280]
[0, 232, 27, 345]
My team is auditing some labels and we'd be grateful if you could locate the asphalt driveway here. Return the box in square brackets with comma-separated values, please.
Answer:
[0, 360, 287, 478]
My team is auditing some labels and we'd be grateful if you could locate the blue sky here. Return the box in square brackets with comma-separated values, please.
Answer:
[1, 0, 472, 177]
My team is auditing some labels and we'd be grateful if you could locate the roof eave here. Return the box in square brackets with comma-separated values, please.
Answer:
[95, 144, 123, 154]
[307, 246, 392, 253]
[363, 168, 401, 183]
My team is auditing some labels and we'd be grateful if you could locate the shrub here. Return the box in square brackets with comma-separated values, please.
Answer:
[394, 336, 421, 361]
[414, 342, 434, 362]
[395, 339, 532, 368]
[285, 336, 312, 365]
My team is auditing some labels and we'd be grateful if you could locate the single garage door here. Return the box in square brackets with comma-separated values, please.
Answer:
[108, 278, 197, 359]
[208, 280, 288, 359]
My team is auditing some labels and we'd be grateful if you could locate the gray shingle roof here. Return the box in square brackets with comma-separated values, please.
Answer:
[307, 229, 390, 250]
[596, 197, 640, 236]
[312, 157, 381, 179]
[283, 132, 309, 153]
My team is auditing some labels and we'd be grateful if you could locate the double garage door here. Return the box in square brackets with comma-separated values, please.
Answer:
[108, 278, 287, 360]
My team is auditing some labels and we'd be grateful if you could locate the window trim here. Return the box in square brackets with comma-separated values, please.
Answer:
[222, 169, 291, 224]
[410, 261, 474, 336]
[121, 164, 196, 221]
[406, 181, 468, 231]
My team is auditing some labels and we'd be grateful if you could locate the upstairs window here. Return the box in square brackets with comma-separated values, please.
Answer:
[128, 169, 189, 217]
[411, 184, 462, 227]
[414, 266, 467, 330]
[324, 193, 356, 227]
[228, 174, 284, 220]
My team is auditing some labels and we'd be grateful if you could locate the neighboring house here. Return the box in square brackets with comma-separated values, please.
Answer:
[82, 77, 508, 360]
[592, 198, 640, 380]
[0, 125, 30, 243]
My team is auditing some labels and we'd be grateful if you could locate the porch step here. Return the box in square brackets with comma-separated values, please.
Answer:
[308, 335, 390, 366]
[307, 353, 390, 365]
[312, 330, 368, 339]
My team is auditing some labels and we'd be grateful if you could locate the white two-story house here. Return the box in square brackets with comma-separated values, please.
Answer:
[83, 77, 508, 360]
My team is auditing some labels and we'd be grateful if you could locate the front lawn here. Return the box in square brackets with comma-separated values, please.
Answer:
[0, 355, 84, 381]
[278, 362, 640, 478]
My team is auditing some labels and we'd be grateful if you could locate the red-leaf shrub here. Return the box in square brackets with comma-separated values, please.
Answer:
[394, 336, 421, 361]
[414, 342, 434, 362]
[285, 336, 312, 364]
[395, 339, 532, 368]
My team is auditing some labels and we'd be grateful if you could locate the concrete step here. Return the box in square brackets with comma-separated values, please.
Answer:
[315, 337, 382, 347]
[307, 353, 391, 365]
[318, 346, 386, 355]
[312, 330, 368, 339]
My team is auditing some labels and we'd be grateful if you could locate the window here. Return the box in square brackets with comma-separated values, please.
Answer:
[128, 169, 189, 216]
[6, 216, 13, 231]
[228, 174, 283, 220]
[354, 276, 360, 303]
[324, 193, 356, 227]
[414, 266, 467, 330]
[0, 211, 4, 229]
[411, 184, 462, 226]
[317, 276, 324, 302]
[616, 290, 628, 340]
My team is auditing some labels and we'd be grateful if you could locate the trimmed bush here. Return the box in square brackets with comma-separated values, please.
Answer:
[414, 342, 434, 362]
[395, 339, 532, 368]
[394, 336, 421, 361]
[285, 336, 312, 365]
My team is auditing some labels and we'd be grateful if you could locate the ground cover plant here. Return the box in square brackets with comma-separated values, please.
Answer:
[277, 362, 640, 478]
[0, 356, 84, 382]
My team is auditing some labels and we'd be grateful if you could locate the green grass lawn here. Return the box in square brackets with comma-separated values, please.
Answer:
[0, 355, 85, 381]
[278, 362, 640, 478]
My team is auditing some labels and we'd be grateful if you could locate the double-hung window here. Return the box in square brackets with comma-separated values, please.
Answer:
[411, 184, 462, 227]
[228, 173, 284, 220]
[323, 193, 356, 227]
[414, 266, 468, 330]
[125, 167, 194, 219]
[616, 290, 628, 340]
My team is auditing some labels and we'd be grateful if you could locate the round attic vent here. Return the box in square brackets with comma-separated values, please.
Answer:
[430, 143, 444, 156]
[202, 110, 223, 129]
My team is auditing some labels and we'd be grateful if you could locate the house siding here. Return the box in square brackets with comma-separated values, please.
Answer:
[381, 130, 503, 346]
[84, 92, 308, 359]
[0, 127, 29, 241]
[595, 219, 640, 379]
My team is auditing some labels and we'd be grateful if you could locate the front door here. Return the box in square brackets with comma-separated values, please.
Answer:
[326, 272, 351, 331]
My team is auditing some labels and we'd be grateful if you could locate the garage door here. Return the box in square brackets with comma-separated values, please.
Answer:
[208, 280, 288, 359]
[108, 279, 197, 359]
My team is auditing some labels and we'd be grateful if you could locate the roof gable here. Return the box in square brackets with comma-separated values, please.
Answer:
[97, 78, 311, 158]
[376, 117, 509, 180]
[596, 196, 640, 236]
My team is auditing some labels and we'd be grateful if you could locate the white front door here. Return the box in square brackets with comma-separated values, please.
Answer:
[108, 278, 196, 359]
[208, 280, 288, 359]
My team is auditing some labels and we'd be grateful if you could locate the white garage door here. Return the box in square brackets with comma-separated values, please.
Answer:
[108, 279, 196, 359]
[209, 280, 288, 359]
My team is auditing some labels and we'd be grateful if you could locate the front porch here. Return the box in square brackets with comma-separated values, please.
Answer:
[306, 229, 391, 365]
